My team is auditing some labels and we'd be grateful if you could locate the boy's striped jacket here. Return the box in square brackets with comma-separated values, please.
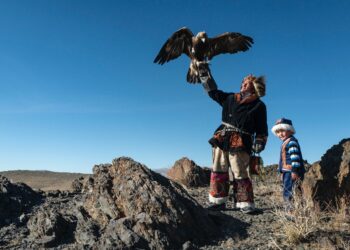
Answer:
[279, 135, 305, 176]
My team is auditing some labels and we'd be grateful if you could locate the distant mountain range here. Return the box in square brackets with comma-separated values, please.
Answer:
[0, 168, 169, 191]
[0, 170, 90, 191]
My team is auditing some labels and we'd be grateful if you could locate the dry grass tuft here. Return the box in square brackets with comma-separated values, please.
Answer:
[327, 196, 350, 231]
[272, 189, 350, 248]
[273, 189, 321, 245]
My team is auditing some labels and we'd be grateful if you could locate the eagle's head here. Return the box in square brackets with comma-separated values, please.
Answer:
[196, 31, 208, 43]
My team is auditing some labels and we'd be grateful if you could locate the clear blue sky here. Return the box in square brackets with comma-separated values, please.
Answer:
[1, 1, 349, 173]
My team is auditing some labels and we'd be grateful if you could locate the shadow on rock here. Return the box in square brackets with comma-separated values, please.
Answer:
[303, 138, 350, 209]
[0, 175, 43, 227]
[27, 208, 77, 248]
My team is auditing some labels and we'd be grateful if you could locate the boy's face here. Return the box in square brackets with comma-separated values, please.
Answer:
[276, 129, 293, 141]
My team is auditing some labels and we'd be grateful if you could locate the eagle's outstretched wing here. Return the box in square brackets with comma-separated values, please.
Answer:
[207, 32, 254, 60]
[153, 27, 194, 65]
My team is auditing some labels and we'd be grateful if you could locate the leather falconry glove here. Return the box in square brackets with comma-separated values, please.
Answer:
[198, 62, 217, 92]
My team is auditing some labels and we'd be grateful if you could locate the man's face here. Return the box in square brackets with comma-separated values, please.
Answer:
[276, 129, 293, 141]
[240, 75, 255, 94]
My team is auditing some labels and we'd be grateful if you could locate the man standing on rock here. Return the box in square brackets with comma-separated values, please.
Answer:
[199, 64, 268, 214]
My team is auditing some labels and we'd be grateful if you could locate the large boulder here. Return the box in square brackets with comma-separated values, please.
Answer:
[0, 175, 42, 226]
[167, 157, 210, 187]
[302, 138, 350, 209]
[83, 157, 217, 249]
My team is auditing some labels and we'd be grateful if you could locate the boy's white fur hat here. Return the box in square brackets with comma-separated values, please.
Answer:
[271, 118, 295, 135]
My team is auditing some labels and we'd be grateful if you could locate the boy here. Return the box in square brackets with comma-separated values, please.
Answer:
[271, 118, 305, 211]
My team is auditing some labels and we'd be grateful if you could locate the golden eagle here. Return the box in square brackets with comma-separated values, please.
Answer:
[153, 27, 254, 83]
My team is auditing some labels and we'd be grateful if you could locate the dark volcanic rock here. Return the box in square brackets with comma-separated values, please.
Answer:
[83, 157, 217, 249]
[167, 157, 210, 187]
[0, 175, 43, 227]
[302, 138, 350, 209]
[71, 176, 84, 193]
[27, 208, 76, 248]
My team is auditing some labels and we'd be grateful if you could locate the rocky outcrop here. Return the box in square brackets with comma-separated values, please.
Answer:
[1, 152, 349, 249]
[0, 157, 218, 249]
[167, 157, 210, 187]
[84, 157, 217, 249]
[302, 138, 350, 209]
[0, 175, 42, 227]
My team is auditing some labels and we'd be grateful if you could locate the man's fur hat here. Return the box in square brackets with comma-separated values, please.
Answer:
[252, 76, 266, 97]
